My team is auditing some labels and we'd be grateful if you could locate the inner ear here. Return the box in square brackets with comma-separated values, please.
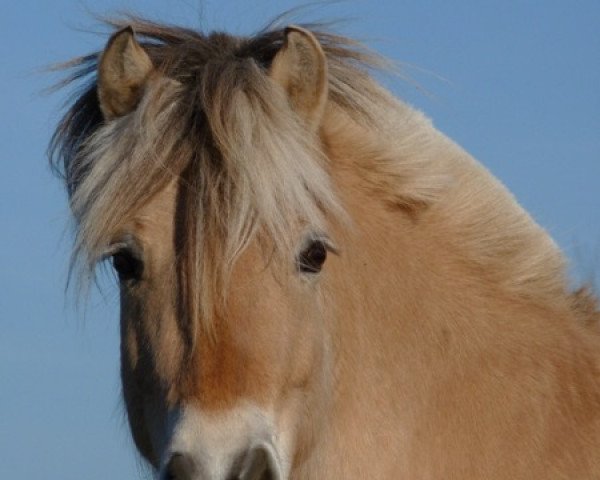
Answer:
[97, 26, 154, 120]
[270, 26, 328, 130]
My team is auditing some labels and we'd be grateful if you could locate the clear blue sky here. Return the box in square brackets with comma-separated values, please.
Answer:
[1, 1, 598, 478]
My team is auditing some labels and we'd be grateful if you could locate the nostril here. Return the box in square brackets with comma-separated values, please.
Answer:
[229, 446, 277, 480]
[164, 452, 196, 480]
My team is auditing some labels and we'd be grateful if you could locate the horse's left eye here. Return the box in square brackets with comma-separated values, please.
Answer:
[298, 240, 328, 274]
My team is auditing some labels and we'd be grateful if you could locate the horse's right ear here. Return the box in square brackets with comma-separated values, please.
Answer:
[97, 27, 154, 120]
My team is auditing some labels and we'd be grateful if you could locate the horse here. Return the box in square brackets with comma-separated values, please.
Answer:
[50, 16, 600, 480]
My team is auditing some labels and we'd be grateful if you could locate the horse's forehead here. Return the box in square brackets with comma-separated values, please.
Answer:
[128, 176, 269, 290]
[133, 180, 178, 239]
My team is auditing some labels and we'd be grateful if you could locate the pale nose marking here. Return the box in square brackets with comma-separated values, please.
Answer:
[162, 447, 276, 480]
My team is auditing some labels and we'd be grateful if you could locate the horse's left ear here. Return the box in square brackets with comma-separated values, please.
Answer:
[270, 26, 328, 130]
[97, 26, 154, 120]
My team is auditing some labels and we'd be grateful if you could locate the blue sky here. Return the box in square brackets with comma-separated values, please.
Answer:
[1, 1, 598, 478]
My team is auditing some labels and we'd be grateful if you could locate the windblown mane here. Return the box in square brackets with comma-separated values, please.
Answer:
[50, 16, 584, 327]
[48, 17, 408, 324]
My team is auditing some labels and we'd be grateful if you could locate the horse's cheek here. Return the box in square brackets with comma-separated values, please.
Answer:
[120, 327, 157, 466]
[283, 311, 320, 385]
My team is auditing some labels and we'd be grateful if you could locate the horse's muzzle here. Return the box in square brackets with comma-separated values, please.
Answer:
[163, 446, 279, 480]
[157, 405, 285, 480]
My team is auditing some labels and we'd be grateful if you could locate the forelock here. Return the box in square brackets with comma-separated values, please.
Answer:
[51, 19, 350, 324]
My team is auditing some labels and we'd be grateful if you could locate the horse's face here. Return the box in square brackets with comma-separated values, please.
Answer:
[117, 181, 332, 479]
[98, 27, 334, 479]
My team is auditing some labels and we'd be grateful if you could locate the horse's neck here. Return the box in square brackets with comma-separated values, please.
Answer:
[324, 98, 568, 307]
[316, 101, 600, 475]
[324, 96, 584, 370]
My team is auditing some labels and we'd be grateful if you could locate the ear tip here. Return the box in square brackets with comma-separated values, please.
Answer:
[107, 25, 136, 47]
[284, 25, 311, 38]
[118, 25, 135, 36]
[282, 25, 324, 53]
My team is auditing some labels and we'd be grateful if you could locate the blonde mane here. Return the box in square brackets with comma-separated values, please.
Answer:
[51, 17, 579, 325]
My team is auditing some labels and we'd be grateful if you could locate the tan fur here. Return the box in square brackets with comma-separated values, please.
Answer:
[51, 17, 600, 479]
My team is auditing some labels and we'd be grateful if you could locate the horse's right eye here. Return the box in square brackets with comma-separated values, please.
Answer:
[298, 240, 328, 274]
[112, 250, 143, 282]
